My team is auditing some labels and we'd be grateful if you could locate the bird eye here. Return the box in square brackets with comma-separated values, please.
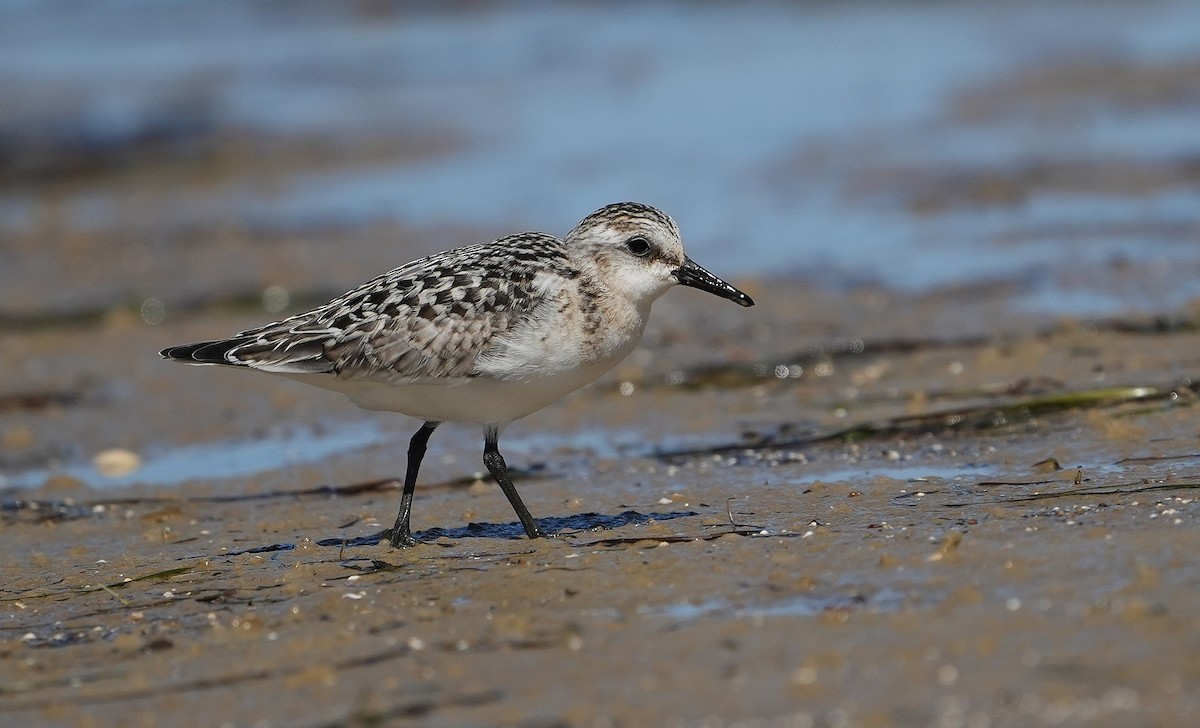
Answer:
[625, 236, 651, 257]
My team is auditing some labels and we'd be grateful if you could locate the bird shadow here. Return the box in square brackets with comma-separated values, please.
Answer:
[316, 509, 699, 548]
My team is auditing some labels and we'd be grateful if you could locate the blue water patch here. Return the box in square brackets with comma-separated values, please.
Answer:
[788, 463, 998, 486]
[499, 426, 724, 461]
[0, 421, 384, 490]
[3, 1, 1199, 314]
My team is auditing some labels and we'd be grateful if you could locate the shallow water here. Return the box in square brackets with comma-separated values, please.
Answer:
[0, 419, 728, 490]
[0, 421, 383, 489]
[785, 463, 998, 486]
[3, 0, 1200, 314]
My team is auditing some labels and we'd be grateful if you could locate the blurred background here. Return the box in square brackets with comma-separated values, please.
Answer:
[3, 0, 1199, 326]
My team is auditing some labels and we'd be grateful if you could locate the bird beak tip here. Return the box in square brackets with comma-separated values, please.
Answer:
[673, 259, 756, 308]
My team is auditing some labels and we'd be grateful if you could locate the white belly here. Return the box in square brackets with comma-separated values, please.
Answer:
[286, 354, 624, 425]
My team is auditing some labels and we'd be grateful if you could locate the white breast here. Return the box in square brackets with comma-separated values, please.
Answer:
[285, 277, 648, 425]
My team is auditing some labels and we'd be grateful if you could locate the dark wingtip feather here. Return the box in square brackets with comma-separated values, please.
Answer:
[160, 339, 244, 365]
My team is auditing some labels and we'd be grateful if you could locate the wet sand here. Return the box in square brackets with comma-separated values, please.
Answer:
[3, 274, 1199, 727]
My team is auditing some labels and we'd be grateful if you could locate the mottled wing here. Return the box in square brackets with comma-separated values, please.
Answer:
[214, 234, 572, 383]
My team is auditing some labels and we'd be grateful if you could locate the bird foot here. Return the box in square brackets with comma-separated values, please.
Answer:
[387, 529, 420, 548]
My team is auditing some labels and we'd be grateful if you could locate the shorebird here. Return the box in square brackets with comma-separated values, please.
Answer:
[161, 202, 754, 546]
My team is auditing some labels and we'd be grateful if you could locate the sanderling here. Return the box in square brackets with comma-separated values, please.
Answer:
[161, 202, 754, 546]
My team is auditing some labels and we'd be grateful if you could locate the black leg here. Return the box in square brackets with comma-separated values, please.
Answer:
[388, 421, 439, 548]
[482, 425, 546, 539]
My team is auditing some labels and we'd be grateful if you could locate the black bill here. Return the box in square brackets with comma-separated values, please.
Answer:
[673, 257, 755, 307]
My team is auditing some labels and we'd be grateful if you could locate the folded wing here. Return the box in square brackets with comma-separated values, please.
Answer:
[160, 234, 570, 383]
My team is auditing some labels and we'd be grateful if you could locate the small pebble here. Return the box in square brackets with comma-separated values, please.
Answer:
[93, 448, 142, 478]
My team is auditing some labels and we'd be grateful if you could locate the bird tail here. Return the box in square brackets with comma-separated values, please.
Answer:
[159, 338, 249, 366]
